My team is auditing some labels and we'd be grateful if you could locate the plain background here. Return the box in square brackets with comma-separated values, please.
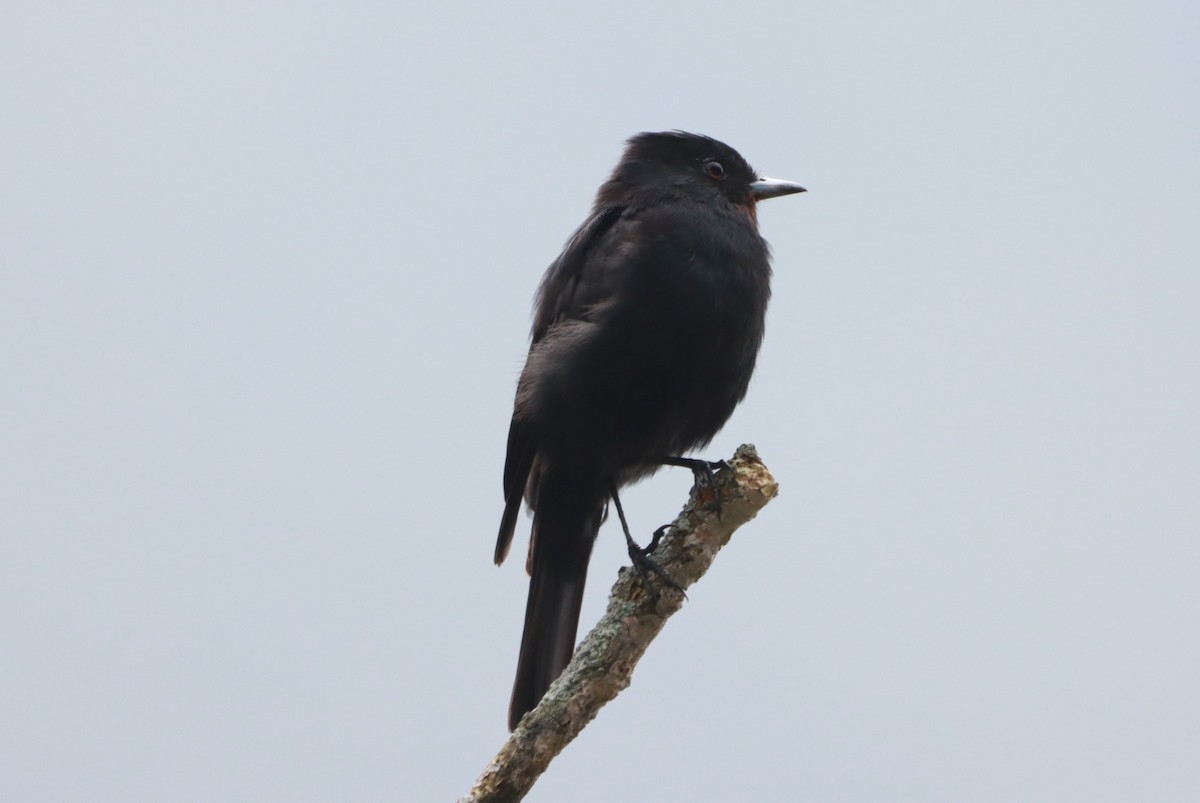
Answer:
[3, 2, 1197, 801]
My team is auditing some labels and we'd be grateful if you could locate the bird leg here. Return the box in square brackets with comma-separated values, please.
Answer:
[662, 456, 731, 517]
[609, 483, 684, 596]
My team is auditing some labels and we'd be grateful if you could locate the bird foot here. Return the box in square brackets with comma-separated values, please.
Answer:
[646, 523, 671, 554]
[626, 540, 686, 597]
[610, 485, 685, 598]
[663, 456, 731, 518]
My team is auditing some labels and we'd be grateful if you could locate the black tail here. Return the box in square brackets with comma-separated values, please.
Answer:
[508, 474, 604, 730]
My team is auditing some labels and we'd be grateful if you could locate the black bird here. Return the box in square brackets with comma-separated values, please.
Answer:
[496, 131, 804, 730]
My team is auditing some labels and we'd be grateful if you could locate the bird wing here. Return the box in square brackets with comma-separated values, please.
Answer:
[530, 205, 627, 343]
[495, 204, 628, 566]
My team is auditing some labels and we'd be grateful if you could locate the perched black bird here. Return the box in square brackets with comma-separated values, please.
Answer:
[496, 131, 804, 730]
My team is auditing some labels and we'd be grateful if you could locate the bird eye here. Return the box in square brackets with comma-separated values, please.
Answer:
[704, 161, 726, 180]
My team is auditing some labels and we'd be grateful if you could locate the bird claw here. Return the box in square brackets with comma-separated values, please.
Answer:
[610, 485, 685, 598]
[646, 523, 672, 554]
[627, 540, 686, 598]
[663, 456, 731, 518]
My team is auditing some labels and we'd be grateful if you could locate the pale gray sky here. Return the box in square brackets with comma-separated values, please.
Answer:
[2, 3, 1197, 801]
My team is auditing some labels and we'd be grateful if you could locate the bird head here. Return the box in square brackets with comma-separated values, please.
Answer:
[598, 131, 805, 215]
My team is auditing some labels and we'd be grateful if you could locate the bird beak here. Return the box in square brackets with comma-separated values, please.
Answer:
[749, 177, 807, 200]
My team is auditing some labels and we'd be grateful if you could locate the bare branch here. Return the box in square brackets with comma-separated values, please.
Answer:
[461, 444, 779, 803]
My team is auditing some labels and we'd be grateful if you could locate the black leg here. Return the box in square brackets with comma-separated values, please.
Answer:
[609, 483, 684, 596]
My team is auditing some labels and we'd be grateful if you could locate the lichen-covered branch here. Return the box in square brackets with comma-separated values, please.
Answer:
[460, 444, 779, 803]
